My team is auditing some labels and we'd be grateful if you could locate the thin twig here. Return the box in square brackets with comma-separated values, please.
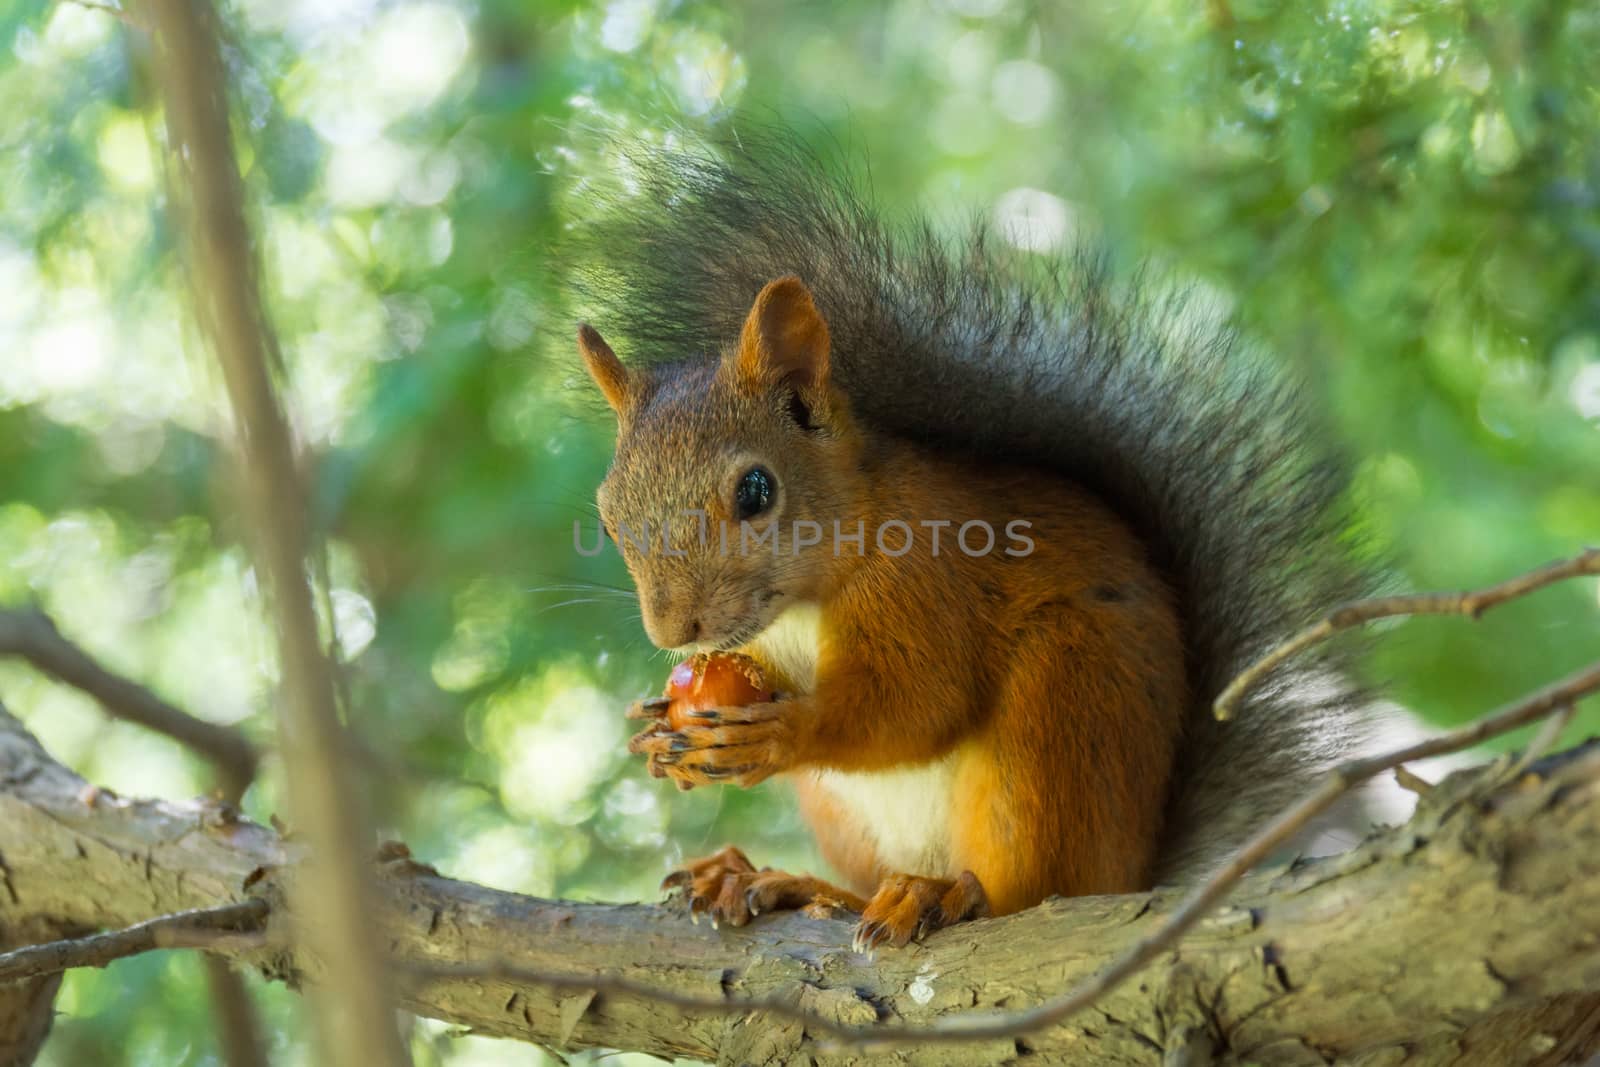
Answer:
[0, 916, 71, 1063]
[0, 608, 258, 802]
[203, 957, 271, 1067]
[146, 2, 409, 1064]
[0, 901, 267, 984]
[1215, 547, 1600, 720]
[403, 959, 843, 1035]
[1392, 764, 1434, 795]
[1505, 701, 1579, 780]
[161, 929, 272, 953]
[412, 657, 1600, 1049]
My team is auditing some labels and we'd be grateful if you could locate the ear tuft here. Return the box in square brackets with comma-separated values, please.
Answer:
[736, 276, 831, 392]
[578, 324, 631, 415]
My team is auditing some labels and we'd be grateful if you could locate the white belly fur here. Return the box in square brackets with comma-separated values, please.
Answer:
[747, 603, 824, 690]
[748, 604, 956, 879]
[810, 761, 957, 877]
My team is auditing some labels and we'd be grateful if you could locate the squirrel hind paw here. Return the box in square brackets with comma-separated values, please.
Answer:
[853, 871, 990, 952]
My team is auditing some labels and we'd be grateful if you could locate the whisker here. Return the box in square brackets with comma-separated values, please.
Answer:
[532, 597, 636, 616]
[526, 585, 638, 599]
[524, 572, 638, 596]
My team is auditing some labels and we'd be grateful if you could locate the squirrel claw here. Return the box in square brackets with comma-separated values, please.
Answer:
[626, 696, 673, 720]
[629, 727, 695, 761]
[851, 920, 885, 954]
[699, 763, 753, 780]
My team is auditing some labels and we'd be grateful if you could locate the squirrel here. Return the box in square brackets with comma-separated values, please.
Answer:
[567, 136, 1372, 951]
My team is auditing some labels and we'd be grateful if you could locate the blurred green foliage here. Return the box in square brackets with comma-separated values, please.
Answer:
[0, 0, 1595, 1063]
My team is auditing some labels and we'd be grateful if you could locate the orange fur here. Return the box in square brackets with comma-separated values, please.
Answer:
[598, 276, 1187, 947]
[779, 448, 1185, 909]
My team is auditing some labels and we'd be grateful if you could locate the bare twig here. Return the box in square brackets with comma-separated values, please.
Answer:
[0, 918, 70, 1067]
[1505, 700, 1579, 780]
[146, 2, 409, 1064]
[0, 608, 258, 803]
[1392, 764, 1434, 795]
[203, 958, 271, 1067]
[421, 658, 1600, 1050]
[160, 929, 272, 953]
[0, 901, 267, 984]
[1215, 547, 1600, 720]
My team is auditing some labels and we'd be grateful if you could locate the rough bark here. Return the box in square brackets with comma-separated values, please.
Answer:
[2, 701, 1599, 1066]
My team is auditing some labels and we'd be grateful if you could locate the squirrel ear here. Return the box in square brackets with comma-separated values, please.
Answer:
[578, 324, 632, 415]
[735, 276, 831, 392]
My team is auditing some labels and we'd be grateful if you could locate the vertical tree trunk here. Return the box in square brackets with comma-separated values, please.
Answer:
[0, 918, 72, 1067]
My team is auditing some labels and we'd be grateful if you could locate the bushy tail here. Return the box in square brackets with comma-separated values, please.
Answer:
[564, 132, 1373, 880]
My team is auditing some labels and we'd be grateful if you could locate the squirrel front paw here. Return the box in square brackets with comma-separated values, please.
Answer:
[628, 700, 796, 788]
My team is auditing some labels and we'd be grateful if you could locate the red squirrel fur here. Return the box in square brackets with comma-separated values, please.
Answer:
[583, 278, 1189, 945]
[568, 137, 1370, 950]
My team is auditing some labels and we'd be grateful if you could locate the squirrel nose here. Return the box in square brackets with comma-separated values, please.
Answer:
[668, 617, 702, 649]
[647, 614, 702, 650]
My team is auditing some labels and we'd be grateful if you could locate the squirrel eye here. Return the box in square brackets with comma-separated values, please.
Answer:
[735, 467, 775, 520]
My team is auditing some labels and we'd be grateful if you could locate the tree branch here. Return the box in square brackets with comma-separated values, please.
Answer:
[4, 700, 1600, 1065]
[1215, 546, 1600, 719]
[407, 654, 1600, 1052]
[145, 1, 408, 1064]
[0, 608, 258, 803]
[0, 901, 267, 984]
[0, 918, 71, 1067]
[988, 656, 1600, 1053]
[203, 957, 270, 1067]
